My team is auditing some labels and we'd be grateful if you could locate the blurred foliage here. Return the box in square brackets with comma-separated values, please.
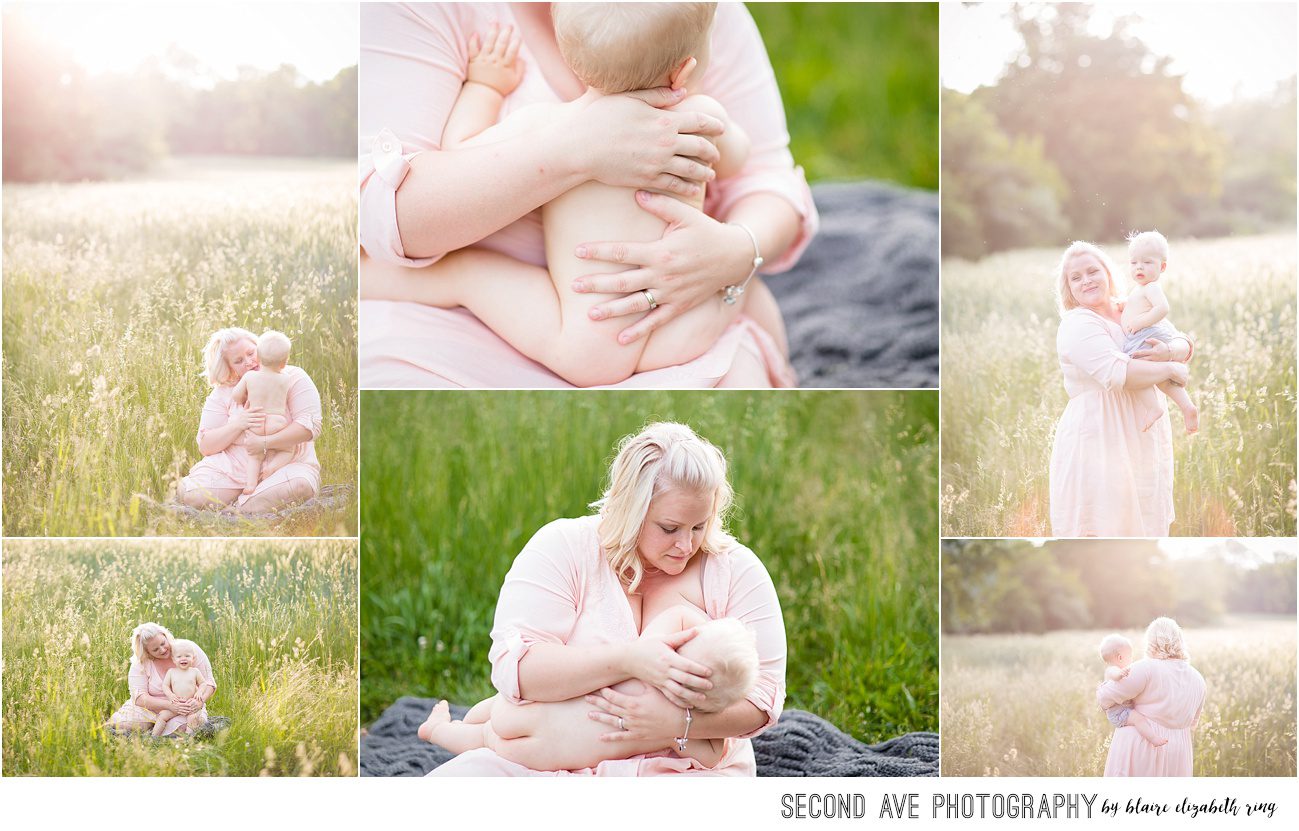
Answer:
[2, 9, 356, 182]
[749, 2, 938, 188]
[942, 539, 1298, 635]
[942, 4, 1296, 259]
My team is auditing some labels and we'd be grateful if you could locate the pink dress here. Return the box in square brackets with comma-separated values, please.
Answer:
[358, 2, 818, 388]
[1049, 309, 1175, 536]
[429, 515, 788, 777]
[1097, 658, 1205, 776]
[108, 643, 217, 736]
[180, 366, 323, 499]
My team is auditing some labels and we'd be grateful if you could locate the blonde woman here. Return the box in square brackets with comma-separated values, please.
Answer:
[176, 327, 323, 513]
[428, 422, 787, 776]
[1097, 617, 1206, 776]
[1049, 242, 1192, 537]
[107, 623, 217, 737]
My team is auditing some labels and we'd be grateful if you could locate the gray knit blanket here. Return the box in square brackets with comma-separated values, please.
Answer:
[139, 483, 354, 525]
[770, 182, 939, 388]
[359, 697, 938, 777]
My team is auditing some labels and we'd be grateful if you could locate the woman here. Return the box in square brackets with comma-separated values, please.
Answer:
[430, 422, 786, 776]
[107, 622, 217, 737]
[1049, 242, 1191, 537]
[1097, 617, 1205, 776]
[177, 328, 323, 513]
[358, 2, 817, 388]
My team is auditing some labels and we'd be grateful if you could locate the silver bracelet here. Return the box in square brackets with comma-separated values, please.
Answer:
[722, 223, 763, 305]
[674, 707, 693, 752]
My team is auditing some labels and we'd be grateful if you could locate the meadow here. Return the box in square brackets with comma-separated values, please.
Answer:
[2, 156, 357, 536]
[2, 539, 358, 776]
[941, 233, 1297, 537]
[360, 390, 940, 743]
[940, 617, 1297, 777]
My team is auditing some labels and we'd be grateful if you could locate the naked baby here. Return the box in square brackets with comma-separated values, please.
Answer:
[1097, 633, 1167, 748]
[155, 639, 208, 737]
[418, 604, 758, 770]
[230, 330, 294, 494]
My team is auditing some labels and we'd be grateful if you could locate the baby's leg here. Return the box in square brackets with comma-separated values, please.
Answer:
[739, 277, 788, 358]
[418, 700, 493, 755]
[152, 710, 175, 737]
[463, 695, 497, 725]
[243, 432, 264, 496]
[260, 449, 293, 480]
[1158, 380, 1199, 434]
[1125, 711, 1168, 747]
[1134, 386, 1164, 433]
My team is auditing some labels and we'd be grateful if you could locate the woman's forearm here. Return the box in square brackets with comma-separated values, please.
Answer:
[516, 642, 632, 702]
[685, 699, 767, 741]
[1123, 359, 1179, 390]
[136, 692, 172, 711]
[197, 422, 244, 456]
[263, 423, 312, 453]
[198, 683, 215, 703]
[720, 192, 801, 275]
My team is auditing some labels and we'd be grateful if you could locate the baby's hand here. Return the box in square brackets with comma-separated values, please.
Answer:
[466, 23, 524, 96]
[1119, 667, 1130, 679]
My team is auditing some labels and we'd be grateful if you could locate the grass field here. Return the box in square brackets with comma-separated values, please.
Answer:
[360, 390, 939, 743]
[2, 539, 358, 776]
[940, 617, 1297, 777]
[2, 156, 357, 536]
[941, 233, 1297, 537]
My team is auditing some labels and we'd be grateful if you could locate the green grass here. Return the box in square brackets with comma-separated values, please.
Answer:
[2, 156, 358, 536]
[2, 539, 358, 776]
[941, 232, 1297, 536]
[750, 2, 938, 188]
[360, 390, 939, 743]
[941, 618, 1297, 777]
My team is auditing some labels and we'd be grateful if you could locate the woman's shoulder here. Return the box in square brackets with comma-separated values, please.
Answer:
[521, 516, 601, 563]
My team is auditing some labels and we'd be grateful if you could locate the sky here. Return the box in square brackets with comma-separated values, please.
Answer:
[942, 2, 1297, 105]
[7, 2, 358, 84]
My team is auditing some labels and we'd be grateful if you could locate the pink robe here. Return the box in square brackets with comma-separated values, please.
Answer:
[1049, 309, 1175, 536]
[108, 643, 217, 736]
[180, 366, 323, 499]
[358, 2, 817, 388]
[1098, 658, 1205, 776]
[429, 515, 788, 776]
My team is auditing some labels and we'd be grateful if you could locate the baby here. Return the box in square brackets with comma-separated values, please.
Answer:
[1121, 230, 1199, 434]
[230, 330, 293, 495]
[418, 604, 759, 770]
[407, 3, 787, 387]
[1097, 634, 1167, 748]
[156, 639, 207, 737]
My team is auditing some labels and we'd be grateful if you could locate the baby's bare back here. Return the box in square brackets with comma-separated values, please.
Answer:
[243, 370, 292, 415]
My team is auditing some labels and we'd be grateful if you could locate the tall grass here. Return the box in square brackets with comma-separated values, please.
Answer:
[940, 618, 1297, 777]
[2, 538, 359, 776]
[941, 233, 1297, 536]
[360, 390, 939, 743]
[2, 156, 358, 536]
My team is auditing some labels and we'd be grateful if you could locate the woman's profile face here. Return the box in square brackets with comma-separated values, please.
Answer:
[223, 338, 259, 381]
[1065, 253, 1110, 309]
[636, 487, 714, 576]
[145, 634, 172, 660]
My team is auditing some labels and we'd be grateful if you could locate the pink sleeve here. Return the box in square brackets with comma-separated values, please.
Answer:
[193, 643, 218, 691]
[700, 3, 818, 273]
[284, 367, 323, 440]
[195, 387, 231, 449]
[128, 660, 149, 705]
[723, 547, 788, 737]
[1097, 660, 1149, 708]
[1059, 311, 1130, 391]
[487, 521, 584, 704]
[359, 3, 476, 266]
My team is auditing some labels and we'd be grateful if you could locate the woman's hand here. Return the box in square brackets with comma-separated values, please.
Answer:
[585, 685, 688, 746]
[623, 627, 713, 708]
[228, 406, 265, 434]
[572, 192, 755, 344]
[175, 698, 201, 716]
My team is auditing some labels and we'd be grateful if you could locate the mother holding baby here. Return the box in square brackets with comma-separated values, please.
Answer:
[106, 622, 217, 737]
[176, 327, 323, 513]
[428, 422, 786, 776]
[1097, 617, 1205, 776]
[358, 2, 817, 387]
[1049, 242, 1192, 537]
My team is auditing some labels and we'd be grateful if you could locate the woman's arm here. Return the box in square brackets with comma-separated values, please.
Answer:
[195, 388, 263, 456]
[1060, 312, 1186, 392]
[587, 685, 767, 746]
[1123, 359, 1188, 390]
[1097, 661, 1150, 709]
[517, 628, 712, 704]
[247, 367, 322, 456]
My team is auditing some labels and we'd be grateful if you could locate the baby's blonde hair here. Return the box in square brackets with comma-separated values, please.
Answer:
[1098, 633, 1131, 663]
[1127, 229, 1170, 261]
[1056, 240, 1120, 313]
[257, 330, 292, 369]
[592, 422, 733, 594]
[677, 617, 758, 713]
[552, 2, 716, 94]
[131, 622, 174, 666]
[201, 327, 258, 387]
[1144, 616, 1188, 661]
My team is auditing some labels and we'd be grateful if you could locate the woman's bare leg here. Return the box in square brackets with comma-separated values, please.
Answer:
[238, 476, 315, 513]
[177, 480, 240, 510]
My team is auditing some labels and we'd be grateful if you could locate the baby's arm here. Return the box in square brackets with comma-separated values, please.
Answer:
[441, 25, 525, 149]
[1126, 283, 1170, 332]
[1104, 665, 1130, 683]
[642, 602, 710, 638]
[675, 95, 749, 180]
[230, 374, 249, 406]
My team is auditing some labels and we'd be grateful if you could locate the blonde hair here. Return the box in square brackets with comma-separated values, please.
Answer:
[553, 2, 716, 94]
[1127, 229, 1170, 260]
[201, 327, 258, 387]
[1057, 240, 1120, 313]
[1098, 633, 1131, 662]
[1144, 616, 1188, 661]
[678, 617, 758, 712]
[170, 638, 198, 660]
[592, 422, 734, 593]
[257, 330, 292, 369]
[131, 622, 174, 666]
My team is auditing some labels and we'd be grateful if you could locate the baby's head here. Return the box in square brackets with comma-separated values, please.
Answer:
[552, 3, 716, 95]
[256, 330, 292, 372]
[1098, 633, 1133, 670]
[677, 617, 758, 713]
[171, 639, 198, 670]
[1127, 230, 1169, 287]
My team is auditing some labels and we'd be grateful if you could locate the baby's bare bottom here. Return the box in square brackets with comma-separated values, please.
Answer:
[1125, 711, 1168, 747]
[243, 413, 291, 494]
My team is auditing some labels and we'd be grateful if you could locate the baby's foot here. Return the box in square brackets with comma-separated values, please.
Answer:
[1151, 735, 1169, 747]
[418, 700, 451, 742]
[1140, 406, 1164, 433]
[1181, 404, 1199, 435]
